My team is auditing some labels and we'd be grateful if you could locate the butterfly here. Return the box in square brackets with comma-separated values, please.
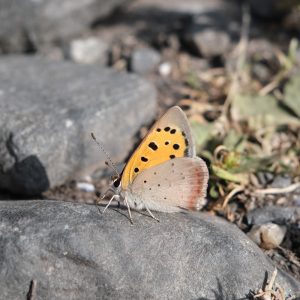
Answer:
[94, 106, 209, 223]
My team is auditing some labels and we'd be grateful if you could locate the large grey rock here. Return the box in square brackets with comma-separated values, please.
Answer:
[0, 0, 132, 53]
[0, 56, 156, 195]
[0, 200, 299, 300]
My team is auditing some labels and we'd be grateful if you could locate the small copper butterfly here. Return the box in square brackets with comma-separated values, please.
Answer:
[94, 106, 209, 223]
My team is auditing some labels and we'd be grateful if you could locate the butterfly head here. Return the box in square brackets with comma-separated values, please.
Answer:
[111, 174, 121, 193]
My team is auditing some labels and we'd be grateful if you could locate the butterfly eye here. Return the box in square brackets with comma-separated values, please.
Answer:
[113, 177, 121, 188]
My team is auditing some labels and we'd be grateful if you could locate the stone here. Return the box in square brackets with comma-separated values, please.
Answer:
[130, 48, 161, 74]
[0, 0, 131, 53]
[0, 56, 156, 196]
[252, 63, 272, 85]
[271, 175, 292, 188]
[247, 223, 287, 250]
[129, 0, 240, 18]
[256, 171, 274, 186]
[247, 206, 300, 225]
[76, 182, 95, 193]
[181, 5, 237, 60]
[293, 193, 300, 207]
[186, 27, 231, 59]
[0, 200, 299, 299]
[69, 37, 109, 65]
[158, 62, 172, 77]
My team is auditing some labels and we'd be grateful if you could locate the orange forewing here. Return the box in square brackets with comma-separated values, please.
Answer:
[121, 106, 195, 189]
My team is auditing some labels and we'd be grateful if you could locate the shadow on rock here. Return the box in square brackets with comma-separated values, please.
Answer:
[198, 278, 248, 300]
[0, 155, 50, 197]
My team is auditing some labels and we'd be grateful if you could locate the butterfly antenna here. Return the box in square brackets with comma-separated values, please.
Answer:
[91, 132, 120, 178]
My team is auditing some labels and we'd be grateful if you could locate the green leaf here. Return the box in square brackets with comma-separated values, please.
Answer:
[223, 130, 245, 151]
[283, 73, 300, 118]
[191, 121, 215, 150]
[185, 71, 201, 89]
[232, 93, 300, 129]
[212, 165, 248, 184]
[209, 184, 219, 199]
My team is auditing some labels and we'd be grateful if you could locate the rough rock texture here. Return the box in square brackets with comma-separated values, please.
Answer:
[0, 200, 299, 300]
[0, 0, 132, 53]
[0, 56, 156, 195]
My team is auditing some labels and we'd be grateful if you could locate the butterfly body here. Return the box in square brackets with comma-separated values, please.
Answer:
[100, 106, 209, 222]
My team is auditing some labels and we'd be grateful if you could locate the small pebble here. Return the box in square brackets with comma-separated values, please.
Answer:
[187, 27, 231, 58]
[158, 62, 172, 77]
[130, 48, 161, 74]
[76, 182, 95, 193]
[69, 37, 109, 65]
[270, 174, 292, 188]
[252, 63, 271, 85]
[247, 223, 287, 250]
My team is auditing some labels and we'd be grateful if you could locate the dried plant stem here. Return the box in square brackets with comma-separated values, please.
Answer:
[222, 2, 250, 116]
[222, 186, 244, 208]
[255, 182, 300, 195]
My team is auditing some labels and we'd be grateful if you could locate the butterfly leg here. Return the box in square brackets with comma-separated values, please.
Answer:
[123, 197, 133, 224]
[102, 194, 118, 214]
[97, 188, 114, 205]
[145, 205, 160, 222]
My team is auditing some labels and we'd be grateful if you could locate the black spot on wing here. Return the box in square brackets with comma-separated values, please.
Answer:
[141, 156, 148, 162]
[173, 144, 180, 150]
[170, 129, 176, 134]
[148, 142, 158, 151]
[164, 127, 170, 132]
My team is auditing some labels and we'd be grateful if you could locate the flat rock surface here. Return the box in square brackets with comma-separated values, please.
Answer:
[0, 200, 299, 300]
[0, 0, 131, 52]
[0, 56, 156, 195]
